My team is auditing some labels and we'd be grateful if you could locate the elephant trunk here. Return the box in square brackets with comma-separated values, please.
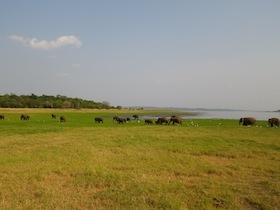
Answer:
[239, 118, 243, 125]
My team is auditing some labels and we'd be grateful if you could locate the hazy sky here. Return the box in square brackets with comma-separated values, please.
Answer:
[1, 1, 279, 110]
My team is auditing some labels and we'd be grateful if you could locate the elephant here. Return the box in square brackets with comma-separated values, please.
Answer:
[133, 115, 139, 120]
[145, 119, 153, 124]
[113, 116, 127, 123]
[169, 116, 182, 125]
[268, 118, 279, 127]
[239, 117, 256, 126]
[113, 116, 121, 122]
[95, 117, 104, 123]
[51, 114, 56, 119]
[155, 117, 169, 125]
[0, 114, 4, 120]
[60, 116, 66, 122]
[20, 114, 30, 120]
[116, 117, 127, 124]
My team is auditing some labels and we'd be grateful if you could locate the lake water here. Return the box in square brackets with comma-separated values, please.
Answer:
[186, 110, 280, 120]
[141, 110, 280, 121]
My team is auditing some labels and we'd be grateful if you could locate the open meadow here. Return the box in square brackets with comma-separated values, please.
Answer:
[0, 109, 279, 209]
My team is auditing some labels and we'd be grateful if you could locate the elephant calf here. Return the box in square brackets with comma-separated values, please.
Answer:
[239, 117, 256, 126]
[95, 117, 104, 123]
[21, 114, 30, 120]
[133, 115, 139, 120]
[145, 119, 153, 124]
[60, 116, 66, 122]
[268, 118, 279, 127]
[0, 114, 4, 120]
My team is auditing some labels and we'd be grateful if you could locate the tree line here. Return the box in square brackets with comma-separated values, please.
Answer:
[0, 94, 121, 109]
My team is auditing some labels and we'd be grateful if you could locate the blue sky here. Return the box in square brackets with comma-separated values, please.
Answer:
[1, 1, 280, 110]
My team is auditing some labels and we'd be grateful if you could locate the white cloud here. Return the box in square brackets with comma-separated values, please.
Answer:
[48, 55, 58, 59]
[9, 35, 82, 50]
[9, 35, 25, 42]
[55, 72, 69, 77]
[72, 63, 82, 68]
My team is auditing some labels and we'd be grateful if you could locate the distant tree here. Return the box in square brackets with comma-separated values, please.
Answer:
[102, 101, 110, 107]
[26, 99, 39, 108]
[62, 101, 71, 109]
[0, 95, 9, 107]
[44, 101, 53, 108]
[30, 93, 38, 100]
[0, 94, 117, 109]
[73, 98, 81, 109]
[53, 100, 62, 108]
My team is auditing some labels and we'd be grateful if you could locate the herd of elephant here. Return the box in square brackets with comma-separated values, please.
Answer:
[0, 114, 279, 127]
[0, 114, 67, 122]
[111, 115, 183, 125]
[239, 117, 279, 127]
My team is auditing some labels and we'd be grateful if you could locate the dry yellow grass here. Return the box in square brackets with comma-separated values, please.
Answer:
[0, 109, 279, 209]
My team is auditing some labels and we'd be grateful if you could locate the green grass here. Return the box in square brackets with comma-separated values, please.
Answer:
[0, 109, 279, 209]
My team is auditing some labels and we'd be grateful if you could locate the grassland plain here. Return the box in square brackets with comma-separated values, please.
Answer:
[0, 109, 279, 209]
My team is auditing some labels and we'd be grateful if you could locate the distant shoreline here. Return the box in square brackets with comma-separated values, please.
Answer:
[126, 106, 278, 112]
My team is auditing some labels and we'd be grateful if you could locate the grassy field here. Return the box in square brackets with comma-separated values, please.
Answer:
[0, 109, 279, 209]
